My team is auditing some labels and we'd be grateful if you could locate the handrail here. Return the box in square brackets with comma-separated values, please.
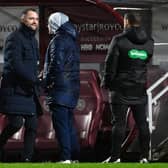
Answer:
[147, 72, 168, 133]
[147, 72, 168, 160]
[147, 72, 168, 93]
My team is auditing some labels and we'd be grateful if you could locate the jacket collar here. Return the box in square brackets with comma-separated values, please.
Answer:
[19, 23, 36, 38]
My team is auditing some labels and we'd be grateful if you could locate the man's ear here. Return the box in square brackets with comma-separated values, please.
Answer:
[124, 19, 130, 29]
[20, 14, 25, 23]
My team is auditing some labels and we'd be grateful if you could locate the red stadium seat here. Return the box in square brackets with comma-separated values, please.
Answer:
[35, 70, 105, 149]
[0, 69, 105, 160]
[0, 114, 7, 133]
[74, 70, 104, 147]
[4, 127, 24, 150]
[35, 110, 58, 150]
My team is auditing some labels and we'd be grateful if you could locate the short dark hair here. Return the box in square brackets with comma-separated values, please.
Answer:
[21, 8, 38, 17]
[124, 12, 141, 26]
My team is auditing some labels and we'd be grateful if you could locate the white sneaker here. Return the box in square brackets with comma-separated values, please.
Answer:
[140, 158, 149, 163]
[102, 156, 120, 163]
[59, 160, 71, 164]
[102, 156, 111, 163]
[71, 160, 79, 163]
[113, 158, 121, 163]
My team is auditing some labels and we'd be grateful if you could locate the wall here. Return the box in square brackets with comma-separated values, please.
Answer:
[152, 4, 168, 70]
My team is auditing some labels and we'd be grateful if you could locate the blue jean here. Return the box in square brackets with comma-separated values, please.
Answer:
[50, 104, 80, 161]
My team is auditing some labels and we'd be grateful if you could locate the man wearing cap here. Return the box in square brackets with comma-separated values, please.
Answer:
[43, 12, 80, 163]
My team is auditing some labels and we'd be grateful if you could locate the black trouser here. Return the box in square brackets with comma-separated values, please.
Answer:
[0, 114, 37, 160]
[110, 103, 150, 160]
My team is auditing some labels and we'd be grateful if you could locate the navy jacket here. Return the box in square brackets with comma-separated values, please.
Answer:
[0, 23, 41, 115]
[44, 21, 80, 108]
[104, 26, 154, 104]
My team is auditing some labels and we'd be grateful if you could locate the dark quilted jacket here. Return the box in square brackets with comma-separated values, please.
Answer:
[44, 21, 80, 108]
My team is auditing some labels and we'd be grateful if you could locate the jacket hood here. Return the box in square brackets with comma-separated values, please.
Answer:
[59, 21, 78, 39]
[48, 12, 69, 34]
[125, 26, 148, 44]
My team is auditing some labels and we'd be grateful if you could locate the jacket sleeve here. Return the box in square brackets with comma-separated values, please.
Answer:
[45, 38, 65, 86]
[146, 38, 154, 63]
[103, 37, 120, 90]
[4, 34, 36, 85]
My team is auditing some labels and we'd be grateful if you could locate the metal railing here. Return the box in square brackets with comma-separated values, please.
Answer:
[147, 72, 168, 160]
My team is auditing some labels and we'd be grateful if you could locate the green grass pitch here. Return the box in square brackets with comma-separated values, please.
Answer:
[0, 163, 168, 168]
